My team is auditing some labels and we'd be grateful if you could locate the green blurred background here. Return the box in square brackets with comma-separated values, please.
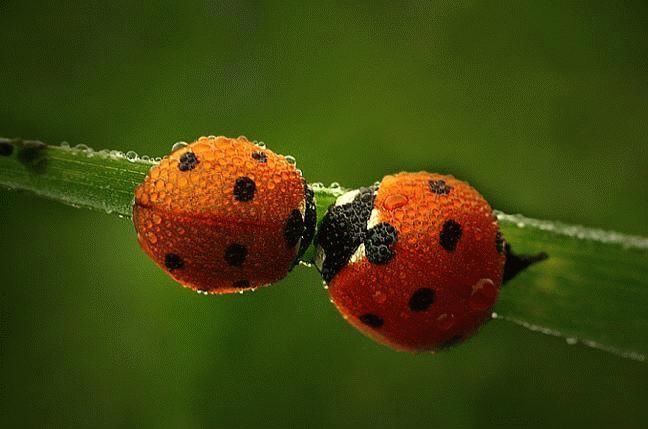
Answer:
[1, 1, 647, 427]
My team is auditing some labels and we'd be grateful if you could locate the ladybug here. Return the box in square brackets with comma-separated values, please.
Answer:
[314, 171, 546, 351]
[133, 136, 316, 294]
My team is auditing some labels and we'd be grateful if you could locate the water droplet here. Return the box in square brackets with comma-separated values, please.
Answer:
[383, 194, 408, 210]
[140, 155, 150, 161]
[125, 150, 139, 162]
[284, 155, 296, 165]
[373, 290, 387, 304]
[329, 182, 341, 189]
[109, 150, 125, 159]
[256, 141, 266, 149]
[74, 144, 94, 156]
[60, 141, 70, 148]
[171, 141, 188, 152]
[436, 313, 455, 331]
[311, 182, 324, 190]
[469, 278, 497, 311]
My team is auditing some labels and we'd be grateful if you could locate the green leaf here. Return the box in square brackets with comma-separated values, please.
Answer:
[0, 139, 151, 216]
[494, 212, 648, 361]
[1, 138, 647, 361]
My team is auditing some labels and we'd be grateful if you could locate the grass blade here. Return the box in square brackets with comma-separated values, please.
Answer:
[0, 138, 152, 216]
[494, 212, 648, 361]
[1, 138, 646, 361]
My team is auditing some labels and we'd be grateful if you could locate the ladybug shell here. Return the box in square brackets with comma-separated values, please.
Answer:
[315, 172, 505, 351]
[133, 136, 315, 294]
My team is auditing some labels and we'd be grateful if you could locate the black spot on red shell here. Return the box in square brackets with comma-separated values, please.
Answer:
[429, 179, 452, 195]
[440, 219, 462, 251]
[297, 183, 317, 259]
[0, 140, 13, 156]
[315, 186, 377, 282]
[233, 279, 250, 288]
[164, 253, 184, 270]
[284, 209, 305, 248]
[178, 152, 199, 171]
[224, 243, 247, 266]
[359, 313, 384, 328]
[251, 151, 267, 163]
[496, 231, 505, 254]
[408, 288, 436, 311]
[364, 222, 398, 264]
[233, 177, 256, 202]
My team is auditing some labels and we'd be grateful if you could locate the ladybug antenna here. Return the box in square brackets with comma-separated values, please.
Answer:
[502, 243, 548, 284]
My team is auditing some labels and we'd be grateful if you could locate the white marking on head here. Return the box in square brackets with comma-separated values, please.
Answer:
[366, 208, 381, 229]
[334, 189, 360, 206]
[349, 243, 367, 264]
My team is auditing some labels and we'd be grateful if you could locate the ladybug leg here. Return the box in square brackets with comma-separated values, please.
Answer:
[502, 243, 548, 284]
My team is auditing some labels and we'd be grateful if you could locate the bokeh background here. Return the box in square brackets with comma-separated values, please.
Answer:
[2, 1, 648, 427]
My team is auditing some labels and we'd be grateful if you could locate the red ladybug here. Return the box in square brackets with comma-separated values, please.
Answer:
[314, 172, 545, 351]
[133, 136, 316, 294]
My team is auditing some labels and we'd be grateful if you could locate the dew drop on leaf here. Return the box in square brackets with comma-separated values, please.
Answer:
[171, 141, 188, 152]
[125, 151, 139, 162]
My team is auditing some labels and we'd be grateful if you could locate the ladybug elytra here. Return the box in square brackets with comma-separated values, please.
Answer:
[133, 136, 316, 294]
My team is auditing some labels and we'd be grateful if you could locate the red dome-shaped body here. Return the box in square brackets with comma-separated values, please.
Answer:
[133, 136, 316, 294]
[314, 172, 505, 351]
